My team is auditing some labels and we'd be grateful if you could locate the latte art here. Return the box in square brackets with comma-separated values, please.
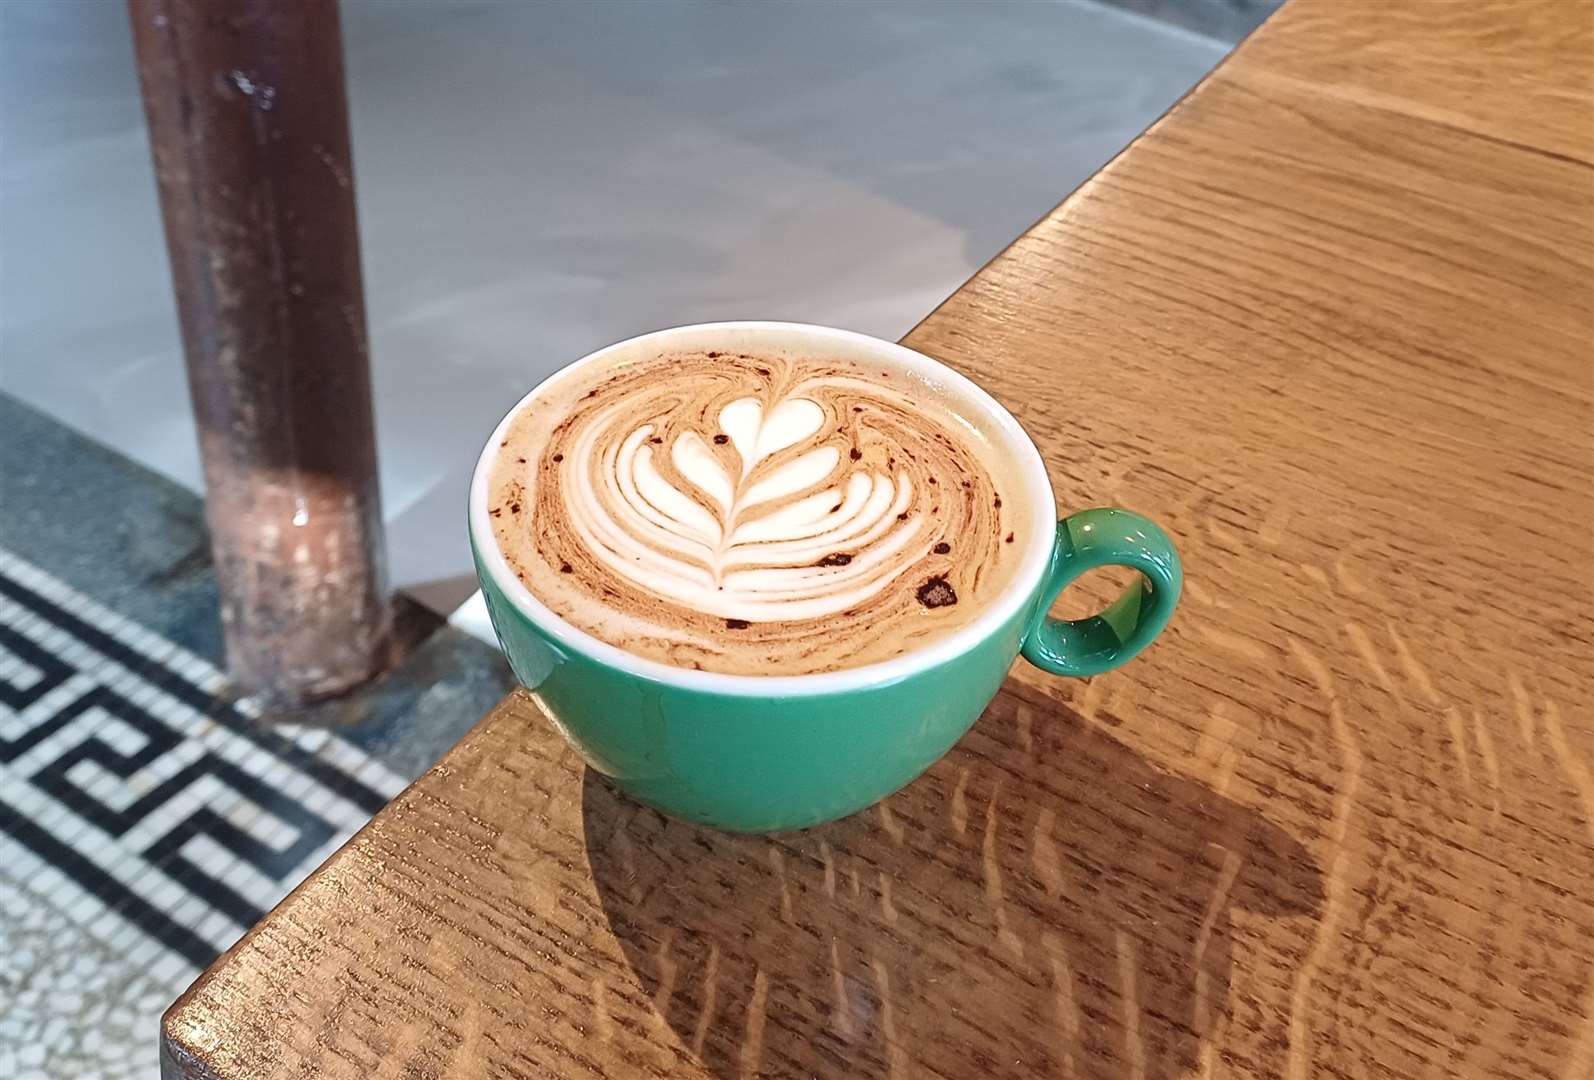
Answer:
[567, 392, 924, 622]
[489, 350, 1028, 675]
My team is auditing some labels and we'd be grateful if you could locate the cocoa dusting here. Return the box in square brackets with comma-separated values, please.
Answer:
[816, 553, 853, 567]
[933, 542, 951, 554]
[917, 576, 958, 609]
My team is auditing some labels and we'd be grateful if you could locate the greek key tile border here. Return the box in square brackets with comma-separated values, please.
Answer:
[0, 546, 407, 975]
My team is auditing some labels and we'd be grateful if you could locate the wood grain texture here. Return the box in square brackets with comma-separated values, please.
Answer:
[163, 0, 1594, 1076]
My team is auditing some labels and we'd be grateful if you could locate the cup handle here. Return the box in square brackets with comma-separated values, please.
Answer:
[1020, 508, 1182, 678]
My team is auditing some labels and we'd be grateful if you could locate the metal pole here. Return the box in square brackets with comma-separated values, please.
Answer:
[129, 0, 393, 704]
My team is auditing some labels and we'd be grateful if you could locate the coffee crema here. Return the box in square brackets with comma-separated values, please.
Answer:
[488, 350, 1029, 675]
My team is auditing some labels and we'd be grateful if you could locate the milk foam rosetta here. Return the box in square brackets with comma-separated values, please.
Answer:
[488, 350, 1029, 675]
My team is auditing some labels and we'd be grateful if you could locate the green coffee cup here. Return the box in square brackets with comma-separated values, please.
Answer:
[471, 323, 1180, 832]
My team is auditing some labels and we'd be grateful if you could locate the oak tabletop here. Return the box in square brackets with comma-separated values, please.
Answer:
[162, 1, 1594, 1077]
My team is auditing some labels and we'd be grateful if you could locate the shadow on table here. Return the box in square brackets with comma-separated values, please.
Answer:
[584, 686, 1323, 1080]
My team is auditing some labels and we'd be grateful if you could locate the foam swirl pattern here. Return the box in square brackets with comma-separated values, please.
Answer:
[488, 351, 1026, 675]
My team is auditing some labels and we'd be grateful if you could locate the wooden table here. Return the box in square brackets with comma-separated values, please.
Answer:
[162, 1, 1594, 1077]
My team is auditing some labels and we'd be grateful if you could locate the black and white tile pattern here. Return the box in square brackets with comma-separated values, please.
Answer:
[0, 547, 408, 1079]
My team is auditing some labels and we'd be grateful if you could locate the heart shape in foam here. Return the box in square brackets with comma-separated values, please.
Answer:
[721, 396, 825, 474]
[672, 397, 838, 521]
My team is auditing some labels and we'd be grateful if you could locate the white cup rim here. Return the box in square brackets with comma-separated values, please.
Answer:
[469, 321, 1056, 696]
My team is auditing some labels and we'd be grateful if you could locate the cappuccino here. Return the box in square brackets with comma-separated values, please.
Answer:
[487, 348, 1029, 675]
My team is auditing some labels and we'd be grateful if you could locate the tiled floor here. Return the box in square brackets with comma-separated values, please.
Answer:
[0, 394, 514, 1079]
[0, 0, 1228, 618]
[0, 548, 407, 1079]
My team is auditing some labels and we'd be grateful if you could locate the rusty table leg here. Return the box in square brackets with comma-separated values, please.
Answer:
[129, 0, 393, 704]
